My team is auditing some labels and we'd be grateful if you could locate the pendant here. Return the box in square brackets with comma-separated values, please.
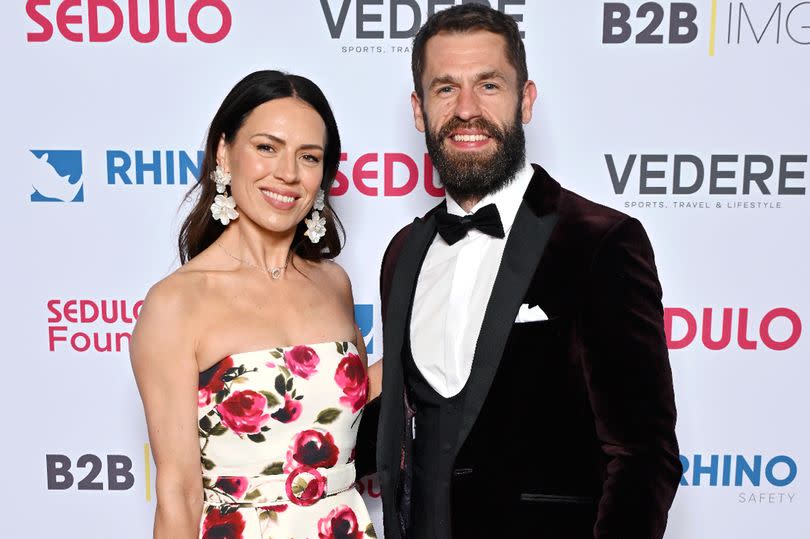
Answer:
[271, 268, 282, 280]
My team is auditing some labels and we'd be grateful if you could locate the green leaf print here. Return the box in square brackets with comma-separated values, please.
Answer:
[209, 423, 228, 436]
[260, 390, 280, 408]
[316, 408, 342, 424]
[261, 462, 284, 475]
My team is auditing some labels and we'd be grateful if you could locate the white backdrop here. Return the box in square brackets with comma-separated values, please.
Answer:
[3, 1, 808, 537]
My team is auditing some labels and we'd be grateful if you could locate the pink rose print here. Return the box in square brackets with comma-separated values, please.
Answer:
[284, 345, 320, 379]
[334, 353, 368, 413]
[201, 507, 245, 539]
[317, 505, 364, 539]
[285, 466, 326, 507]
[271, 393, 302, 423]
[213, 476, 249, 499]
[285, 429, 339, 471]
[259, 504, 288, 513]
[198, 356, 234, 407]
[216, 390, 270, 435]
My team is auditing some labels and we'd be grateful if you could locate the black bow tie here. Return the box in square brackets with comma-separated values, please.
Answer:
[435, 203, 505, 245]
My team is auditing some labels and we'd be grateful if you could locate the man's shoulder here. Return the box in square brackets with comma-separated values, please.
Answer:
[383, 200, 444, 261]
[541, 166, 640, 247]
[559, 185, 629, 228]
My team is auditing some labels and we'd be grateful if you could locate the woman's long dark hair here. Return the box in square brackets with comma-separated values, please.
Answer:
[178, 70, 344, 264]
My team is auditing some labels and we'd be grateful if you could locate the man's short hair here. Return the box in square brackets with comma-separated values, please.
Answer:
[411, 4, 528, 99]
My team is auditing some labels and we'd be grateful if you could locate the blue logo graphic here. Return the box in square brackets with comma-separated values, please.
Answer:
[354, 304, 374, 354]
[30, 150, 84, 202]
[680, 454, 797, 487]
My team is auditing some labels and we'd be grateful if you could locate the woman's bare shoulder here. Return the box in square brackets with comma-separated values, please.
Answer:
[313, 259, 351, 291]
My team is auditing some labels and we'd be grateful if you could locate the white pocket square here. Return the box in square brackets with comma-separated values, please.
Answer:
[515, 303, 549, 323]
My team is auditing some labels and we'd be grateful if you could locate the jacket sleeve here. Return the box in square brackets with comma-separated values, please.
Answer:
[354, 224, 413, 479]
[582, 217, 682, 539]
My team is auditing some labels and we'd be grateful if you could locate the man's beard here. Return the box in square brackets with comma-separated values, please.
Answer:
[424, 105, 526, 203]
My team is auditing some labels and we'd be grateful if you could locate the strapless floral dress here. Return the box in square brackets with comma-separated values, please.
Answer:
[197, 341, 375, 539]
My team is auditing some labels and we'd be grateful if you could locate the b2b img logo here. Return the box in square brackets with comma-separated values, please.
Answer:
[602, 2, 698, 44]
[46, 453, 134, 491]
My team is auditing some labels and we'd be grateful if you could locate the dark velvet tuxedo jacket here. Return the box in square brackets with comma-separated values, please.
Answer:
[369, 164, 681, 539]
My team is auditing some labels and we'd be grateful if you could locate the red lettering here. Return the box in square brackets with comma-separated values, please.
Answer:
[56, 0, 83, 42]
[116, 331, 132, 350]
[95, 332, 112, 352]
[26, 0, 53, 42]
[128, 0, 159, 43]
[736, 308, 757, 350]
[365, 477, 381, 498]
[88, 0, 123, 42]
[49, 326, 67, 351]
[101, 300, 118, 323]
[384, 153, 418, 196]
[80, 300, 99, 323]
[188, 0, 232, 44]
[47, 299, 62, 323]
[666, 307, 801, 351]
[331, 152, 444, 197]
[664, 307, 696, 349]
[64, 300, 79, 323]
[701, 307, 732, 350]
[330, 153, 349, 196]
[134, 300, 145, 319]
[165, 0, 187, 42]
[423, 153, 444, 197]
[354, 154, 379, 196]
[24, 0, 231, 43]
[71, 332, 91, 352]
[121, 300, 134, 323]
[760, 308, 802, 351]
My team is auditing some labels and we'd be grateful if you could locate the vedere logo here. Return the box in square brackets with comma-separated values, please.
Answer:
[26, 0, 232, 43]
[320, 0, 526, 40]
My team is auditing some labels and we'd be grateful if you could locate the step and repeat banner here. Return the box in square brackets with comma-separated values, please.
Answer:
[3, 1, 807, 537]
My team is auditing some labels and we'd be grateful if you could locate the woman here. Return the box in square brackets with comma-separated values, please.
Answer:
[131, 70, 381, 539]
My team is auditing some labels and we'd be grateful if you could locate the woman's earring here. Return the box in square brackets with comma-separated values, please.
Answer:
[210, 165, 239, 225]
[304, 189, 327, 243]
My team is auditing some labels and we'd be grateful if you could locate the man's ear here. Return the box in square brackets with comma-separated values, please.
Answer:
[411, 91, 426, 133]
[520, 80, 538, 124]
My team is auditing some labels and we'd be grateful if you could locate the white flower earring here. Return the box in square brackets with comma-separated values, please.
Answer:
[209, 165, 239, 225]
[304, 189, 327, 243]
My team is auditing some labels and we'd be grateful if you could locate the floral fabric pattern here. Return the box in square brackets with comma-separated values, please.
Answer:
[197, 341, 373, 539]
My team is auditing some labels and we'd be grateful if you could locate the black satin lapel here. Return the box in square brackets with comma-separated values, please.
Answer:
[455, 203, 559, 453]
[378, 216, 437, 471]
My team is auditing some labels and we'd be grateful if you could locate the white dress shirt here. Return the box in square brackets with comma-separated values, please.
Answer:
[410, 161, 535, 398]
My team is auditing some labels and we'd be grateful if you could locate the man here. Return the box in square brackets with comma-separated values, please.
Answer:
[374, 5, 681, 539]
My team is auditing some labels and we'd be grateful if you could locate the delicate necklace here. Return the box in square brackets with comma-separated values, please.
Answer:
[215, 241, 290, 280]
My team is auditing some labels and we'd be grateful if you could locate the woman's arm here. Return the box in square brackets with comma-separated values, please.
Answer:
[130, 279, 203, 539]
